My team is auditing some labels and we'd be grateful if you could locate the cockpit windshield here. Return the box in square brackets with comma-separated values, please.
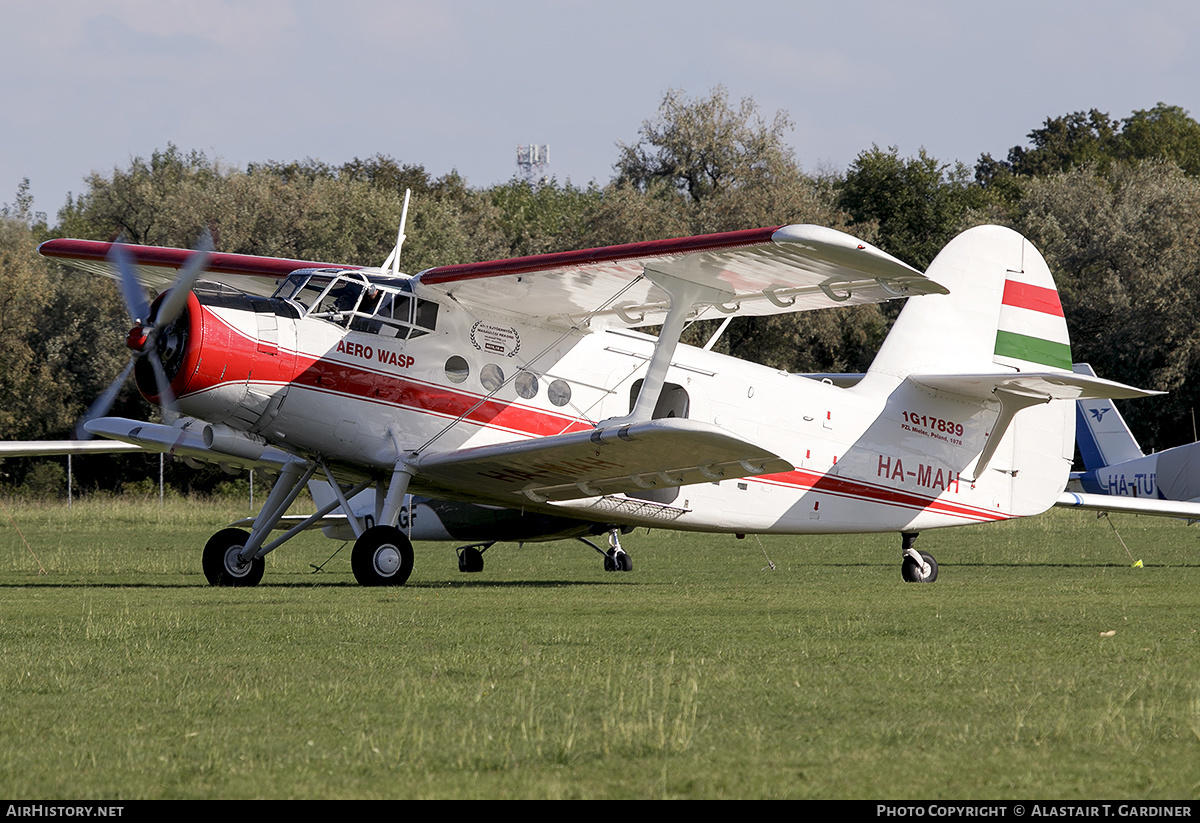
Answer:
[272, 269, 438, 339]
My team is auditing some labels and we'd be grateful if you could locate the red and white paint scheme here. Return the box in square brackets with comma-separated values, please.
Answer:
[37, 222, 1172, 586]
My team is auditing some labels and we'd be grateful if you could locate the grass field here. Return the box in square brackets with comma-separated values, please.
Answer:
[0, 496, 1197, 799]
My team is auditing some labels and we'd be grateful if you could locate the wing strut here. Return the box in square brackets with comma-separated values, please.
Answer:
[605, 269, 734, 426]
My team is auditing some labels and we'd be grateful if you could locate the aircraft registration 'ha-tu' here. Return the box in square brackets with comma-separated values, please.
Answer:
[29, 204, 1190, 586]
[1054, 362, 1200, 517]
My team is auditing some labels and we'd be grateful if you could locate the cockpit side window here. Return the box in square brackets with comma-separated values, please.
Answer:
[351, 288, 439, 339]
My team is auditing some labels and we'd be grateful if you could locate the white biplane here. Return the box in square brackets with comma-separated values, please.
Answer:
[31, 216, 1186, 585]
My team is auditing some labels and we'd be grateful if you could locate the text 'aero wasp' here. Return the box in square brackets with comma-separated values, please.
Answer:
[36, 205, 1178, 586]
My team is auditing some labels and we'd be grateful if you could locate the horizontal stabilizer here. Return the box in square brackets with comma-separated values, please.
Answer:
[1056, 491, 1200, 521]
[414, 418, 793, 503]
[910, 372, 1162, 402]
[908, 372, 1161, 483]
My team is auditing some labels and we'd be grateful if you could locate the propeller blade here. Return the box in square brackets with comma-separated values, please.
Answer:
[74, 357, 136, 439]
[108, 239, 151, 324]
[147, 350, 179, 424]
[154, 229, 213, 331]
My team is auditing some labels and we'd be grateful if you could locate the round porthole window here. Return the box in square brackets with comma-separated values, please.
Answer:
[515, 371, 539, 399]
[480, 363, 504, 392]
[547, 379, 572, 407]
[445, 355, 469, 384]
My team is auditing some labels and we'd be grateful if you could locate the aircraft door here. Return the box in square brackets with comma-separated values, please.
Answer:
[628, 379, 690, 419]
[626, 379, 691, 504]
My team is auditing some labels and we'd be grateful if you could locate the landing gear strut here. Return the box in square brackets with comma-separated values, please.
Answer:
[900, 531, 938, 583]
[201, 456, 419, 588]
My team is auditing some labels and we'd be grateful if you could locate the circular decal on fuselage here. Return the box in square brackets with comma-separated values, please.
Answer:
[470, 321, 521, 357]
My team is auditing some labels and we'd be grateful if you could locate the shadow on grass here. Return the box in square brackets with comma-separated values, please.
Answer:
[0, 578, 635, 589]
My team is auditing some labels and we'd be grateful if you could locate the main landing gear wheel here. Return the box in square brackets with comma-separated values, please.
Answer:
[203, 528, 265, 587]
[604, 549, 633, 572]
[352, 525, 414, 586]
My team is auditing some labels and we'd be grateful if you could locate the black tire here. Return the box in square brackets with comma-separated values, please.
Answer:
[605, 550, 633, 572]
[458, 546, 484, 573]
[901, 550, 938, 583]
[203, 528, 264, 587]
[352, 525, 414, 586]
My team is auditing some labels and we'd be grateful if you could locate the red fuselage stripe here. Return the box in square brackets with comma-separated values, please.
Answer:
[190, 305, 593, 437]
[186, 304, 1013, 524]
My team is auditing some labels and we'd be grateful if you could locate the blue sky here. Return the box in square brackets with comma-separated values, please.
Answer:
[5, 0, 1200, 225]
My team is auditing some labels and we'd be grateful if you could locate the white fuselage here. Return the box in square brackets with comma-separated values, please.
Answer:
[175, 288, 1070, 536]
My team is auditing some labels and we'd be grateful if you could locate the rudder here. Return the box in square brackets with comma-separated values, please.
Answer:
[867, 224, 1072, 382]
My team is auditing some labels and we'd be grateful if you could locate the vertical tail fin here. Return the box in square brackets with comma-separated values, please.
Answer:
[867, 224, 1072, 382]
[1072, 363, 1145, 470]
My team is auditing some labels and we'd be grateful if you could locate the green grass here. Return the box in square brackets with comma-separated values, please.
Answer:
[0, 497, 1198, 798]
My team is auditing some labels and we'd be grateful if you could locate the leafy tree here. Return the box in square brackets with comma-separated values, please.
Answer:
[615, 86, 799, 207]
[1010, 110, 1119, 178]
[1013, 161, 1200, 449]
[1116, 103, 1200, 176]
[839, 146, 988, 270]
[0, 214, 67, 439]
[484, 179, 603, 257]
[976, 104, 1200, 189]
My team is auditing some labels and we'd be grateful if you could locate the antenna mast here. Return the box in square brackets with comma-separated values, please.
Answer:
[516, 144, 550, 185]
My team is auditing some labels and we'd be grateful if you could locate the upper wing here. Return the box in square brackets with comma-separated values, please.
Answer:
[413, 418, 793, 505]
[38, 239, 356, 298]
[39, 225, 941, 325]
[415, 224, 947, 329]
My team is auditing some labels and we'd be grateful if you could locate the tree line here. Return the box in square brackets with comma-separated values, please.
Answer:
[4, 89, 1200, 494]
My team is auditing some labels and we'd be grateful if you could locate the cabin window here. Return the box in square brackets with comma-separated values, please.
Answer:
[480, 364, 504, 392]
[274, 272, 330, 310]
[445, 356, 470, 384]
[548, 379, 572, 407]
[515, 371, 539, 399]
[351, 290, 440, 339]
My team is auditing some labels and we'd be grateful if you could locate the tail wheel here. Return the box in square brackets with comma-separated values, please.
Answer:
[901, 550, 938, 583]
[203, 528, 264, 587]
[352, 525, 414, 586]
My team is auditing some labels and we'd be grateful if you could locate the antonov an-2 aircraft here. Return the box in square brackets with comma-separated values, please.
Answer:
[32, 219, 1184, 586]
